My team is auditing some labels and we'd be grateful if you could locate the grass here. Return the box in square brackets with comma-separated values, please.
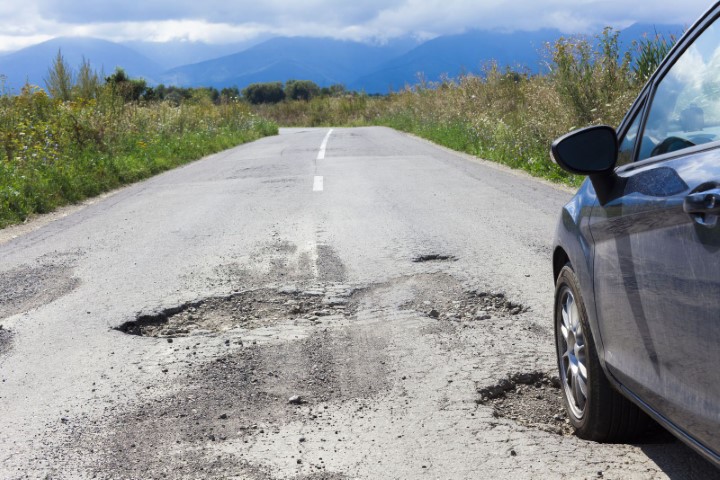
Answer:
[0, 86, 278, 228]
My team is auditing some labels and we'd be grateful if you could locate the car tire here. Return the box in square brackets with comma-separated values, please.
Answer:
[555, 264, 653, 442]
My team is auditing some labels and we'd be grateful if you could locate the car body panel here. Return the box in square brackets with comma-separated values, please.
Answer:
[552, 1, 720, 466]
[589, 148, 720, 453]
[553, 180, 603, 353]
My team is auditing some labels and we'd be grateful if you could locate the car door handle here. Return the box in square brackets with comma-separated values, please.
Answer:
[684, 188, 720, 215]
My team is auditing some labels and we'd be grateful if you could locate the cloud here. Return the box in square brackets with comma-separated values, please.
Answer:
[0, 34, 55, 53]
[31, 0, 406, 25]
[0, 0, 711, 53]
[365, 0, 705, 34]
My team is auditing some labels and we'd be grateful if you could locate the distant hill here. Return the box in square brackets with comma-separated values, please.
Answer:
[122, 39, 271, 70]
[0, 25, 686, 95]
[159, 37, 415, 88]
[0, 37, 162, 93]
[351, 29, 563, 93]
[351, 24, 686, 93]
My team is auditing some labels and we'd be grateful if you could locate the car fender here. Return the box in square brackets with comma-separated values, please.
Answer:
[553, 178, 610, 372]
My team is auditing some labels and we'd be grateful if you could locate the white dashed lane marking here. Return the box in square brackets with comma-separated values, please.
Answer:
[313, 176, 324, 192]
[317, 129, 333, 160]
[314, 129, 332, 191]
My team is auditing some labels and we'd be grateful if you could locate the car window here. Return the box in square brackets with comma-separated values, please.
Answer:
[617, 105, 643, 166]
[639, 20, 720, 161]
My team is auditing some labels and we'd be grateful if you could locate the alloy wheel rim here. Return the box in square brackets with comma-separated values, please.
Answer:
[558, 287, 588, 419]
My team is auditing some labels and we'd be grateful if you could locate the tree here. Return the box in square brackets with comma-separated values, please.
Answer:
[285, 80, 320, 101]
[75, 57, 100, 100]
[105, 67, 147, 102]
[203, 87, 220, 104]
[321, 84, 346, 97]
[45, 49, 74, 101]
[153, 83, 167, 100]
[242, 82, 285, 104]
[220, 86, 240, 103]
[142, 86, 158, 101]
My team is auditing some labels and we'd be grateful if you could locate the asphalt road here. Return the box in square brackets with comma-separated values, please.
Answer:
[0, 127, 717, 479]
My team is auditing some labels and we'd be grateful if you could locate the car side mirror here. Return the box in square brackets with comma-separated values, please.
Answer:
[551, 125, 618, 174]
[551, 125, 622, 205]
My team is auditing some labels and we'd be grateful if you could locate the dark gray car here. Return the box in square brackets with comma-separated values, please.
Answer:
[551, 2, 720, 467]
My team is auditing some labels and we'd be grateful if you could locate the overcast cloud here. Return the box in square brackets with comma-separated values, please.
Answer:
[0, 0, 713, 52]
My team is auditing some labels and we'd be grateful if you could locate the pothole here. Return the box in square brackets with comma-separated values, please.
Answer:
[115, 284, 356, 337]
[412, 254, 456, 263]
[476, 371, 572, 435]
[0, 263, 79, 319]
[403, 289, 528, 323]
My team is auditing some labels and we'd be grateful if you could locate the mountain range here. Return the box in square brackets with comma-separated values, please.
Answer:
[0, 24, 683, 95]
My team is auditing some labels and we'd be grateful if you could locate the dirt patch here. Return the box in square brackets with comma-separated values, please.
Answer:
[203, 241, 347, 294]
[476, 371, 572, 436]
[403, 288, 527, 323]
[116, 284, 356, 337]
[68, 327, 388, 479]
[0, 325, 13, 356]
[316, 245, 346, 283]
[353, 273, 534, 334]
[0, 262, 79, 319]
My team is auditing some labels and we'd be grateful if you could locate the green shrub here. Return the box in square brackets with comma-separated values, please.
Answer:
[242, 82, 286, 104]
[633, 31, 678, 83]
[285, 80, 321, 101]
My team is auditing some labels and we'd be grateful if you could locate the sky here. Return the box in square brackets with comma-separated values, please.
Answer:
[0, 0, 714, 53]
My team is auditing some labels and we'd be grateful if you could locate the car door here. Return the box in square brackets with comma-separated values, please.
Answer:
[589, 14, 720, 451]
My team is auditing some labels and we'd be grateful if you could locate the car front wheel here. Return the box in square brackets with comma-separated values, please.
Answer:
[555, 264, 652, 442]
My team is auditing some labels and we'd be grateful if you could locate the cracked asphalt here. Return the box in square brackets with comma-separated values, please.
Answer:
[0, 127, 718, 479]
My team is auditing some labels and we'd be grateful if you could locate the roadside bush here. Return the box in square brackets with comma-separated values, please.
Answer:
[242, 82, 286, 104]
[105, 68, 148, 103]
[0, 80, 278, 227]
[285, 80, 321, 101]
[548, 28, 634, 125]
[633, 31, 678, 83]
